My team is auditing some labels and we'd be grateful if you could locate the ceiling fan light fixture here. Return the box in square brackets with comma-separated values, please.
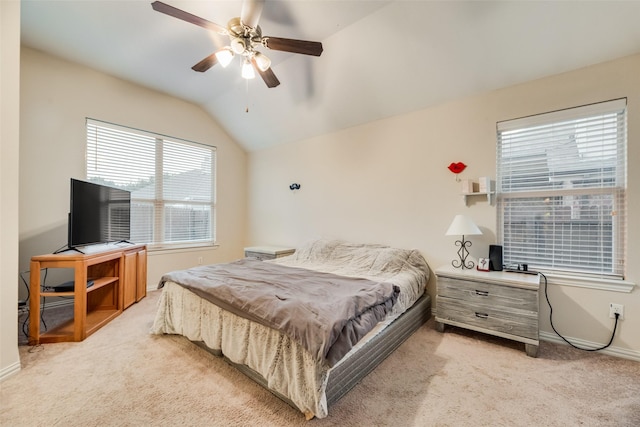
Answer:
[151, 1, 323, 89]
[241, 59, 255, 79]
[231, 37, 246, 54]
[253, 51, 271, 71]
[215, 48, 234, 68]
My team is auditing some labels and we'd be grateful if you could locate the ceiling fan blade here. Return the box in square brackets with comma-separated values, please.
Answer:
[263, 37, 323, 57]
[192, 53, 218, 73]
[241, 0, 265, 28]
[251, 58, 280, 88]
[151, 1, 227, 34]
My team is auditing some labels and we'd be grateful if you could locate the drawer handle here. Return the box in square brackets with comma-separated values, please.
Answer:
[475, 290, 489, 297]
[475, 312, 489, 319]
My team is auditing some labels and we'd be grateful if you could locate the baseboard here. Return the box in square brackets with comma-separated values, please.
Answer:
[0, 360, 21, 382]
[540, 331, 640, 362]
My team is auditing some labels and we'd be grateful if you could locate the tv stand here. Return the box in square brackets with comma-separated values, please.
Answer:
[28, 244, 147, 345]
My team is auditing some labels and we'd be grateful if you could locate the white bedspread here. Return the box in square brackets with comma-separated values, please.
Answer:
[269, 239, 429, 316]
[150, 239, 430, 419]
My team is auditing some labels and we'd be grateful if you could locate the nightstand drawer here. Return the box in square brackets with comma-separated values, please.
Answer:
[245, 251, 276, 260]
[438, 276, 537, 312]
[437, 296, 538, 340]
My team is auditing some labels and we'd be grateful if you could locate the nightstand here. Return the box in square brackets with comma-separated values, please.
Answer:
[244, 246, 295, 261]
[435, 264, 540, 357]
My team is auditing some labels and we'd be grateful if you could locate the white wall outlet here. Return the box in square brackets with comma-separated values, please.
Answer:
[197, 256, 204, 265]
[609, 303, 624, 320]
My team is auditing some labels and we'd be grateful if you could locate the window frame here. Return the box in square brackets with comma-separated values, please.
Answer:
[496, 99, 634, 292]
[85, 118, 217, 251]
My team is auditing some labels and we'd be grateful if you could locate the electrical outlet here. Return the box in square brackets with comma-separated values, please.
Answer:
[197, 256, 203, 265]
[609, 303, 624, 320]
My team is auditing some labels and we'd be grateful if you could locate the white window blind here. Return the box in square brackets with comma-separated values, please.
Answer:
[496, 99, 627, 278]
[86, 119, 216, 249]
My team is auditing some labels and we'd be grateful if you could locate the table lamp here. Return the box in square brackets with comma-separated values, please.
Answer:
[445, 214, 482, 269]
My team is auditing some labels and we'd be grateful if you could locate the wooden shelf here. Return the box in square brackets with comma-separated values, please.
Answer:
[29, 244, 147, 345]
[37, 308, 121, 344]
[89, 276, 119, 291]
[39, 276, 118, 298]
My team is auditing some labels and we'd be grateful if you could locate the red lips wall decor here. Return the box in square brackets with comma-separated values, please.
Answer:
[448, 162, 467, 181]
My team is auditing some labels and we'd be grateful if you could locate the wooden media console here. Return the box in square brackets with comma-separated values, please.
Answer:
[28, 244, 147, 345]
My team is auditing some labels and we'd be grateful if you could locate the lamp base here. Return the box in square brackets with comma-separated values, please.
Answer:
[451, 236, 475, 269]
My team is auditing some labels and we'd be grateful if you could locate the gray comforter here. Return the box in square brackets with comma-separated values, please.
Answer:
[159, 258, 399, 366]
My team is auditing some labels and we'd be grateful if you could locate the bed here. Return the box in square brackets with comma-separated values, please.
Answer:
[151, 239, 431, 419]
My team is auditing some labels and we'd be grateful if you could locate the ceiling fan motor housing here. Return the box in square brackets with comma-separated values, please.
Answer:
[228, 17, 264, 55]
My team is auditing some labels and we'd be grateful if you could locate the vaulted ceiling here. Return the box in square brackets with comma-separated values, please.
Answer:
[21, 1, 640, 151]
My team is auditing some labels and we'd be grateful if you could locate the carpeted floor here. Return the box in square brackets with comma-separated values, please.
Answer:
[3, 290, 639, 426]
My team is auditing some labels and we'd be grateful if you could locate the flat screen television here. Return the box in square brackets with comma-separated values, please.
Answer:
[68, 178, 131, 250]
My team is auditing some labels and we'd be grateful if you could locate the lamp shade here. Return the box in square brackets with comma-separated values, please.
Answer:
[215, 48, 234, 68]
[253, 51, 271, 72]
[445, 215, 482, 236]
[241, 59, 255, 79]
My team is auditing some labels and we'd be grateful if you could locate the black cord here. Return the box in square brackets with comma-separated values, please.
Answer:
[18, 269, 49, 340]
[541, 272, 619, 351]
[18, 271, 30, 338]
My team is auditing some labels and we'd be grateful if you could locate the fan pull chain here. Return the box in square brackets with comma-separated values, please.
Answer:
[245, 79, 250, 113]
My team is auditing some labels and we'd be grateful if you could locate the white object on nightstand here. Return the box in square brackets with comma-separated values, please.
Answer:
[434, 264, 540, 357]
[244, 246, 295, 261]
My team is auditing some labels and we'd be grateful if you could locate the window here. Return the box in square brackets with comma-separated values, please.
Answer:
[496, 99, 626, 279]
[86, 119, 216, 249]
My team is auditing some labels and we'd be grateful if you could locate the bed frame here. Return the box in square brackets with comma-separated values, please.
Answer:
[193, 293, 431, 415]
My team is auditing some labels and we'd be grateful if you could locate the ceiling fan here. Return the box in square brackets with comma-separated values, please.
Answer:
[151, 0, 324, 88]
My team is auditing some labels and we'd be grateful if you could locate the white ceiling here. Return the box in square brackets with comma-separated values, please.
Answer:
[21, 0, 640, 151]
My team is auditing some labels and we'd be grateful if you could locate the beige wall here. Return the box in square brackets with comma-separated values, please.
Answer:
[248, 54, 640, 359]
[16, 48, 248, 320]
[1, 0, 21, 380]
